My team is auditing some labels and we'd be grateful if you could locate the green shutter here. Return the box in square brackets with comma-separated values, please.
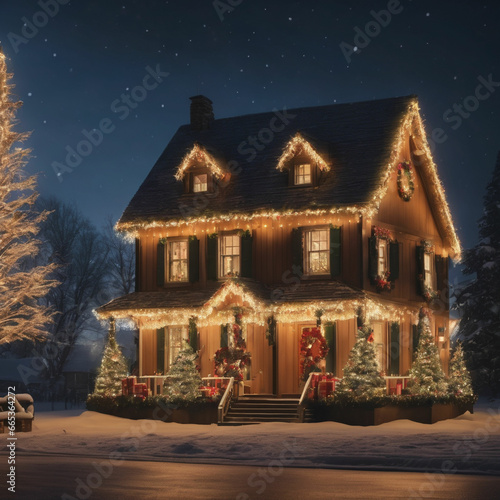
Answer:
[240, 231, 253, 278]
[207, 234, 218, 281]
[412, 324, 419, 359]
[291, 228, 303, 274]
[157, 240, 165, 287]
[157, 328, 165, 374]
[330, 227, 341, 277]
[435, 255, 448, 293]
[220, 324, 228, 348]
[188, 236, 200, 283]
[416, 245, 425, 295]
[368, 236, 378, 282]
[389, 241, 400, 281]
[324, 322, 336, 375]
[389, 322, 400, 375]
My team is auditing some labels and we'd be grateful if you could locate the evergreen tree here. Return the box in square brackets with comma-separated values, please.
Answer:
[0, 48, 57, 344]
[456, 152, 500, 394]
[448, 342, 474, 397]
[409, 309, 447, 395]
[336, 325, 386, 399]
[164, 342, 202, 401]
[93, 321, 129, 397]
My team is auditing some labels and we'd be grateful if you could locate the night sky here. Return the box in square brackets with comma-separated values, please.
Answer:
[1, 0, 499, 284]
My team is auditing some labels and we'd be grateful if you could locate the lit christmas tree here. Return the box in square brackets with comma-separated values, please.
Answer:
[336, 325, 386, 399]
[93, 320, 129, 397]
[448, 342, 474, 397]
[164, 341, 202, 401]
[408, 309, 448, 395]
[0, 48, 57, 345]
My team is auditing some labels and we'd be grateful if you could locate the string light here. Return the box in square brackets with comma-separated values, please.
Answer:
[174, 143, 226, 181]
[276, 133, 330, 172]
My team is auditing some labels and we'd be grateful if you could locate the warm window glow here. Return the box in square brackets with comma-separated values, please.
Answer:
[168, 326, 185, 367]
[378, 240, 388, 275]
[305, 229, 329, 275]
[193, 173, 208, 193]
[294, 164, 311, 185]
[220, 234, 240, 277]
[372, 322, 386, 372]
[424, 253, 433, 288]
[168, 240, 188, 282]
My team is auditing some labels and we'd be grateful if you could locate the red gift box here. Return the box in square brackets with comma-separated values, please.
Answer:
[122, 378, 128, 396]
[127, 377, 136, 392]
[396, 383, 402, 395]
[318, 380, 335, 399]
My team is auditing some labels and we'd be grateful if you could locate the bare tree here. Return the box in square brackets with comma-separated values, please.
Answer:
[0, 49, 57, 345]
[103, 216, 135, 296]
[36, 197, 110, 382]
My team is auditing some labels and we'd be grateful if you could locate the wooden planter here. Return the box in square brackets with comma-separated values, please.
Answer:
[309, 402, 474, 426]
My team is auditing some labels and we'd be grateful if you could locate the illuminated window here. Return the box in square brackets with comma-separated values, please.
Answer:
[167, 326, 185, 367]
[220, 234, 240, 277]
[372, 322, 387, 373]
[424, 253, 433, 288]
[304, 228, 330, 275]
[193, 173, 208, 192]
[378, 239, 388, 275]
[167, 240, 188, 282]
[294, 164, 311, 185]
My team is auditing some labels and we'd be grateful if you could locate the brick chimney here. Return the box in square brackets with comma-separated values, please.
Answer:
[189, 95, 214, 130]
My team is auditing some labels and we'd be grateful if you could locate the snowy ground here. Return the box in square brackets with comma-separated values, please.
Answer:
[11, 398, 500, 476]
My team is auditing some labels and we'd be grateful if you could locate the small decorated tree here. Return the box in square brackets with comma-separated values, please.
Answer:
[336, 325, 386, 399]
[93, 320, 129, 397]
[408, 309, 448, 395]
[213, 308, 251, 381]
[164, 342, 202, 401]
[448, 342, 474, 397]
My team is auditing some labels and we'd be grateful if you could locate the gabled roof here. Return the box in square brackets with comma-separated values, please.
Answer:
[117, 95, 460, 258]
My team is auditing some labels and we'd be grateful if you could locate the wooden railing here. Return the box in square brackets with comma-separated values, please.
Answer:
[297, 372, 314, 422]
[215, 377, 235, 424]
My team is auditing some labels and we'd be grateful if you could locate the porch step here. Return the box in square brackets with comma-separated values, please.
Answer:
[220, 397, 300, 425]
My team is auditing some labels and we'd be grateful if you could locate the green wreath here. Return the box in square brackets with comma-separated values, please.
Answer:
[397, 161, 415, 201]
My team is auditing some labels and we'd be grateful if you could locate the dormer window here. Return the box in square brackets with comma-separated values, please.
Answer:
[294, 164, 311, 185]
[193, 173, 208, 193]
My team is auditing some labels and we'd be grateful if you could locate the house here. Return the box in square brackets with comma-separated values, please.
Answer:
[97, 95, 460, 397]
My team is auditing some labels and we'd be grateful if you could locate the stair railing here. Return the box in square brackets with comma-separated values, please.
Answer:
[217, 377, 235, 424]
[297, 372, 314, 422]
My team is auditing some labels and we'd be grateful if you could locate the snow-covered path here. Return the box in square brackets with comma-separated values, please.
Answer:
[12, 399, 500, 476]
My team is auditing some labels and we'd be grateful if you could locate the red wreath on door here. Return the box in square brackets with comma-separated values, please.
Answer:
[299, 327, 329, 381]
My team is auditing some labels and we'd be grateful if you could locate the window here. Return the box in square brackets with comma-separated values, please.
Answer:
[304, 228, 330, 275]
[193, 173, 208, 193]
[372, 322, 387, 373]
[220, 234, 240, 277]
[378, 239, 388, 275]
[167, 326, 184, 367]
[424, 253, 433, 288]
[167, 239, 188, 282]
[294, 163, 311, 185]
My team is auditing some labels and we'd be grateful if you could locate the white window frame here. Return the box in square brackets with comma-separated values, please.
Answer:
[294, 163, 312, 185]
[423, 252, 434, 289]
[219, 233, 241, 278]
[377, 239, 388, 275]
[304, 227, 330, 276]
[166, 238, 189, 283]
[193, 173, 208, 193]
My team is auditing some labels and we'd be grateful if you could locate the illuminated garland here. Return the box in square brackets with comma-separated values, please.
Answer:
[397, 161, 415, 201]
[276, 133, 330, 172]
[174, 143, 226, 181]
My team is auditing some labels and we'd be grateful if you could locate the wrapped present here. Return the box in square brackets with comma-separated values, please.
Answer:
[396, 383, 402, 395]
[122, 378, 129, 396]
[132, 383, 148, 398]
[318, 380, 335, 399]
[127, 377, 136, 392]
[310, 373, 321, 389]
